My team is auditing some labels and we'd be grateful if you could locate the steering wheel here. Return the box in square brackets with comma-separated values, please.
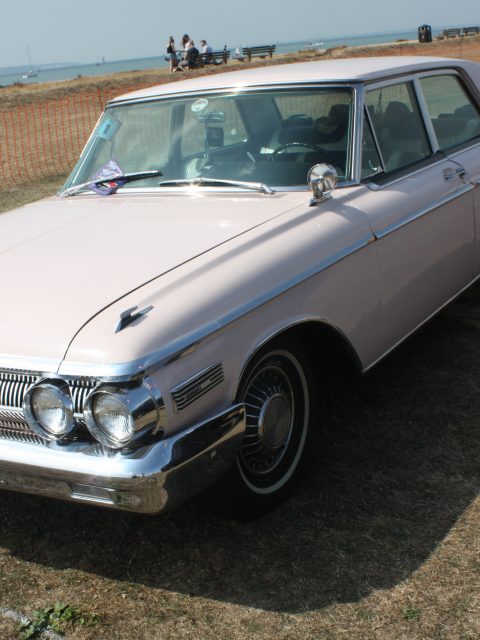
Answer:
[272, 142, 334, 164]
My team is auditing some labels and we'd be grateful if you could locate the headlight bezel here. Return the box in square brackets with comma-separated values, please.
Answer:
[83, 381, 164, 449]
[23, 378, 75, 440]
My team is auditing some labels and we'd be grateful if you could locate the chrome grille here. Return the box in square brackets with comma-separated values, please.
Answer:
[71, 378, 98, 417]
[171, 363, 224, 412]
[0, 370, 97, 444]
[0, 416, 46, 445]
[0, 370, 40, 409]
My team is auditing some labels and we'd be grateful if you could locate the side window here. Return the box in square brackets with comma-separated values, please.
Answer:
[420, 74, 480, 150]
[365, 82, 431, 173]
[361, 112, 382, 179]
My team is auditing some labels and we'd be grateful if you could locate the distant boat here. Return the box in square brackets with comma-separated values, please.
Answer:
[305, 40, 324, 49]
[22, 45, 38, 79]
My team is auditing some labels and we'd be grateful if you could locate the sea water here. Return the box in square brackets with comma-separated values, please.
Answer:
[0, 28, 431, 87]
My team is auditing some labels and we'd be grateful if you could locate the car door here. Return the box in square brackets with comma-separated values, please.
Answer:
[418, 71, 480, 274]
[351, 77, 476, 359]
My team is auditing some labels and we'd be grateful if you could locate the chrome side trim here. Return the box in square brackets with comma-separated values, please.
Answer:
[171, 363, 225, 412]
[59, 232, 375, 379]
[374, 183, 474, 239]
[364, 272, 480, 373]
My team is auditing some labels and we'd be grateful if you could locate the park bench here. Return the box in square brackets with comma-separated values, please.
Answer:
[241, 44, 276, 62]
[442, 28, 462, 38]
[463, 26, 480, 36]
[200, 49, 231, 65]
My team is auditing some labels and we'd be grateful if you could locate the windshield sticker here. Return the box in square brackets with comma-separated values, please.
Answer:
[96, 116, 121, 140]
[191, 98, 209, 113]
[89, 159, 126, 196]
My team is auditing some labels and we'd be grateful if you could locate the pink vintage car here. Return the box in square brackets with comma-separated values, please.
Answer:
[1, 57, 480, 517]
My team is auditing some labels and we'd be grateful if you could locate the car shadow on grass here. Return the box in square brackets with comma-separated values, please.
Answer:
[1, 284, 480, 614]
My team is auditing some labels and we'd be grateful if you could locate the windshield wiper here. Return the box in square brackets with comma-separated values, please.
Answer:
[157, 177, 275, 194]
[59, 170, 164, 198]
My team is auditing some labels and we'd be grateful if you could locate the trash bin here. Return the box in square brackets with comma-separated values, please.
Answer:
[418, 25, 432, 43]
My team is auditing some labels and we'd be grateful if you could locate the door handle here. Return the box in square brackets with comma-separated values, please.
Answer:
[443, 166, 466, 181]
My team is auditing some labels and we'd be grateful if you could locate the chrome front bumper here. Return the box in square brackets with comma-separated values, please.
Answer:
[0, 404, 245, 513]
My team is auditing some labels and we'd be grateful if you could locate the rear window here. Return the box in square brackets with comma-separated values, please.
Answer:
[420, 74, 480, 150]
[365, 81, 431, 173]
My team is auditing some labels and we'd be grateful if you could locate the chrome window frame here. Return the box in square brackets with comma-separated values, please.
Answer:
[361, 75, 434, 174]
[65, 83, 361, 192]
[361, 67, 480, 189]
[415, 69, 480, 153]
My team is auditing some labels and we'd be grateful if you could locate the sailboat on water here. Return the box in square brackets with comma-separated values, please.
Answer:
[22, 45, 38, 79]
[305, 27, 324, 50]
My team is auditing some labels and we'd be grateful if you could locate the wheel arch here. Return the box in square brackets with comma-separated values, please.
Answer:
[234, 319, 363, 401]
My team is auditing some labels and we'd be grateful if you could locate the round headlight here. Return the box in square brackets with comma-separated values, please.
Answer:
[23, 380, 74, 440]
[92, 394, 134, 447]
[83, 382, 164, 450]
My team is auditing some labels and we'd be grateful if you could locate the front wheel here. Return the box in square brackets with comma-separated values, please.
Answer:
[211, 341, 314, 518]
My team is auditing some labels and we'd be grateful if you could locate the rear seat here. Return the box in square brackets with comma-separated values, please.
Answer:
[270, 103, 350, 151]
[370, 101, 430, 172]
[432, 116, 480, 149]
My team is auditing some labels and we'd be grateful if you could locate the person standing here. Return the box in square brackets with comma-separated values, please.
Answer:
[181, 34, 192, 56]
[166, 36, 177, 72]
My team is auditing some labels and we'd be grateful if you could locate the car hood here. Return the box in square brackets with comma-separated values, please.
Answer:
[0, 191, 304, 369]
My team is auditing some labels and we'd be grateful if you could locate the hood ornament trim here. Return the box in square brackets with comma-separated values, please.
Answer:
[115, 305, 153, 334]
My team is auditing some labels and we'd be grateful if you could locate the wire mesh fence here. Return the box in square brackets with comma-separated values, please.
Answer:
[0, 86, 144, 189]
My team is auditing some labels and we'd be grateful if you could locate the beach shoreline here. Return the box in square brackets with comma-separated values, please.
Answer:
[1, 33, 479, 110]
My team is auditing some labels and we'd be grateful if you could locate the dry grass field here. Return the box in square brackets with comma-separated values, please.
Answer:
[1, 37, 480, 639]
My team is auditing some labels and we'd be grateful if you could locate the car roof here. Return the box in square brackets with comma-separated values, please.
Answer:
[109, 56, 479, 104]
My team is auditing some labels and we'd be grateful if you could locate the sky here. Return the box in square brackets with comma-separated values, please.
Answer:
[1, 0, 479, 68]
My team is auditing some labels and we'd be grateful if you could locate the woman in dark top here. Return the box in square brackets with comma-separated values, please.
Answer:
[166, 37, 177, 72]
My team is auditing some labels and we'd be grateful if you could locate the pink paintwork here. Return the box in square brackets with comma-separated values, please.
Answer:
[1, 57, 480, 514]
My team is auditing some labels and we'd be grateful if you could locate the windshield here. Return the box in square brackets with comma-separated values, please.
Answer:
[62, 88, 353, 193]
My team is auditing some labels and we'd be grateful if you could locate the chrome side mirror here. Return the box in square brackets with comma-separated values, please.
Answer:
[307, 163, 337, 206]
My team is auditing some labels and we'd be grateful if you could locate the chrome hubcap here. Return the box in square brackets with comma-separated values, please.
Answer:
[259, 393, 291, 449]
[240, 364, 294, 476]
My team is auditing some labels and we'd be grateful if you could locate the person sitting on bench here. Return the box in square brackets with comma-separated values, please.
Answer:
[200, 39, 213, 62]
[175, 41, 200, 71]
